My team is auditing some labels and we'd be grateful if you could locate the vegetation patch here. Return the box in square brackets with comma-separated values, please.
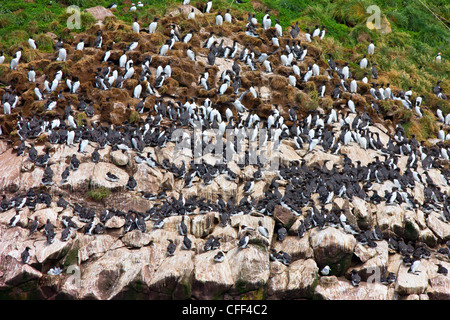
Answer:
[85, 187, 111, 201]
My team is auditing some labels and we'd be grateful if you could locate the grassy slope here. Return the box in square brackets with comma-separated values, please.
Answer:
[0, 0, 449, 139]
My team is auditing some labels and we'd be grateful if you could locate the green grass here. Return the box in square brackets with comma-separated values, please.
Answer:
[85, 187, 111, 201]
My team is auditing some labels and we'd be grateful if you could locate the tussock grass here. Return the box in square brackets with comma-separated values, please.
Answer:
[0, 0, 448, 143]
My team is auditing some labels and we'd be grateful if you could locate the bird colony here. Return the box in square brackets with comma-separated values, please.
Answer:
[0, 1, 449, 300]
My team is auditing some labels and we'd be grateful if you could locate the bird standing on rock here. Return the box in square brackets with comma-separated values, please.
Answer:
[238, 231, 251, 249]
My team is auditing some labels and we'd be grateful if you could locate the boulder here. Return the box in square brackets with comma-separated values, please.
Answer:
[0, 254, 42, 287]
[351, 197, 373, 229]
[403, 210, 420, 241]
[394, 261, 429, 295]
[121, 230, 153, 248]
[190, 212, 216, 238]
[145, 248, 194, 300]
[192, 250, 234, 299]
[133, 165, 162, 194]
[227, 245, 270, 293]
[351, 241, 389, 282]
[0, 148, 22, 192]
[376, 203, 405, 236]
[78, 246, 152, 300]
[267, 261, 289, 299]
[313, 276, 390, 300]
[34, 238, 71, 264]
[105, 216, 125, 229]
[29, 208, 58, 228]
[284, 258, 319, 299]
[309, 227, 356, 276]
[168, 4, 203, 17]
[0, 226, 31, 258]
[303, 151, 342, 169]
[90, 162, 129, 190]
[427, 273, 450, 299]
[78, 234, 119, 263]
[84, 6, 115, 21]
[426, 212, 450, 241]
[272, 233, 314, 260]
[273, 205, 297, 229]
[110, 150, 129, 166]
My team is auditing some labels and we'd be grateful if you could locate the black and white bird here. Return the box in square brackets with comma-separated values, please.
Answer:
[9, 210, 21, 227]
[243, 179, 255, 195]
[167, 239, 176, 256]
[106, 2, 117, 9]
[61, 227, 71, 241]
[257, 220, 269, 238]
[351, 269, 361, 286]
[408, 258, 421, 275]
[213, 251, 225, 263]
[182, 234, 192, 250]
[70, 154, 80, 171]
[178, 215, 188, 236]
[126, 176, 137, 191]
[437, 264, 448, 276]
[205, 0, 212, 13]
[276, 223, 287, 241]
[105, 172, 120, 182]
[29, 216, 39, 235]
[187, 46, 196, 61]
[238, 231, 251, 249]
[21, 247, 31, 264]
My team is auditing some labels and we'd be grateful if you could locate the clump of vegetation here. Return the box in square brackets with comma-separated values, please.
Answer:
[76, 112, 87, 127]
[34, 34, 56, 52]
[129, 111, 140, 124]
[85, 187, 111, 201]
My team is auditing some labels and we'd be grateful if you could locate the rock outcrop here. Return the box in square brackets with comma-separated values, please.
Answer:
[0, 1, 449, 301]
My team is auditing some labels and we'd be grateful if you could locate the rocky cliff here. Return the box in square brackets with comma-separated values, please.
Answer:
[0, 3, 449, 300]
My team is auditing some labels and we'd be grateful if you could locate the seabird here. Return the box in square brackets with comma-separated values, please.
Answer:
[106, 2, 117, 9]
[44, 219, 55, 244]
[205, 0, 212, 13]
[105, 172, 119, 182]
[126, 176, 137, 191]
[70, 154, 80, 171]
[21, 247, 31, 264]
[320, 265, 331, 276]
[243, 179, 254, 195]
[238, 231, 251, 249]
[257, 220, 269, 238]
[435, 52, 441, 63]
[276, 223, 287, 241]
[437, 264, 448, 276]
[351, 269, 361, 286]
[29, 216, 39, 235]
[178, 215, 188, 236]
[213, 251, 225, 263]
[408, 258, 421, 275]
[9, 210, 21, 227]
[368, 40, 375, 55]
[61, 227, 71, 241]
